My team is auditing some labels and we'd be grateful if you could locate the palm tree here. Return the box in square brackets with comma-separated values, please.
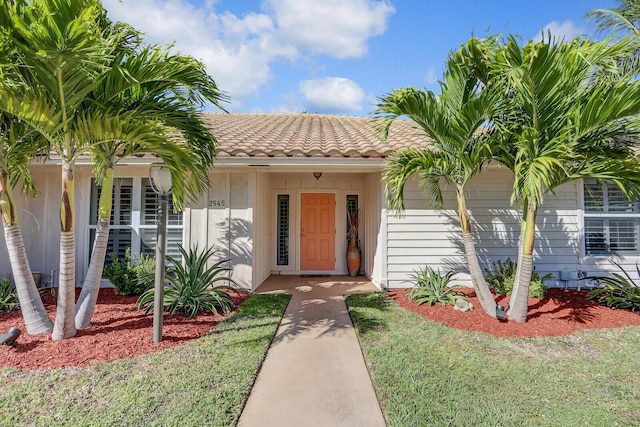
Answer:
[374, 39, 500, 317]
[0, 114, 53, 334]
[1, 0, 220, 339]
[587, 1, 640, 79]
[0, 0, 131, 340]
[1, 0, 228, 339]
[74, 27, 228, 329]
[589, 1, 640, 36]
[490, 35, 640, 322]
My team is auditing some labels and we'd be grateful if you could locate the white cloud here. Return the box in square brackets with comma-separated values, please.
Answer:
[102, 0, 393, 110]
[102, 0, 288, 107]
[299, 77, 365, 113]
[424, 66, 439, 85]
[533, 20, 584, 42]
[266, 0, 395, 58]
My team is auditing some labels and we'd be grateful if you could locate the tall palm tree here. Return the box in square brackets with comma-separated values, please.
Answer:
[0, 114, 53, 334]
[490, 35, 640, 322]
[588, 1, 640, 80]
[0, 0, 222, 339]
[374, 39, 500, 317]
[74, 27, 228, 329]
[589, 1, 640, 37]
[0, 0, 129, 340]
[1, 0, 228, 339]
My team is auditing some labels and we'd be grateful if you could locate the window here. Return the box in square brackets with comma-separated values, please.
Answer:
[88, 177, 184, 265]
[347, 194, 359, 239]
[584, 179, 640, 254]
[276, 195, 289, 266]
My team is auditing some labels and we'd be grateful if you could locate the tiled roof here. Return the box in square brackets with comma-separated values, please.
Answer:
[202, 113, 430, 159]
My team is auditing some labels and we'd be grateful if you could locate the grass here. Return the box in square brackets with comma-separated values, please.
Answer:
[346, 293, 640, 427]
[0, 294, 290, 427]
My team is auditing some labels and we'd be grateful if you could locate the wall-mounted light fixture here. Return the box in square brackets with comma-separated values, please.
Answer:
[313, 172, 322, 180]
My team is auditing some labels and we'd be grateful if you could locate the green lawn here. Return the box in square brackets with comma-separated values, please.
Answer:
[346, 293, 640, 427]
[0, 294, 290, 427]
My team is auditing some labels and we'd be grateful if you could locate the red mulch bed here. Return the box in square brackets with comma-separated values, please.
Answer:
[0, 288, 249, 371]
[388, 288, 640, 338]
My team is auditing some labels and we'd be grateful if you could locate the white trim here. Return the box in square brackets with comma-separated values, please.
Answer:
[215, 157, 386, 171]
[577, 178, 586, 260]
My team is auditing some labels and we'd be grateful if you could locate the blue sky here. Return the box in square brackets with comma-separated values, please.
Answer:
[103, 0, 617, 115]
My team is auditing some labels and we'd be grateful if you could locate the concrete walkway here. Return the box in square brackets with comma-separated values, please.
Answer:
[237, 276, 387, 427]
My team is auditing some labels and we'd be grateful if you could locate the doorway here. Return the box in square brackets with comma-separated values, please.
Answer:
[300, 193, 335, 270]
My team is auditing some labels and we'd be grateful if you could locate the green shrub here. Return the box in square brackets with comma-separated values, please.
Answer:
[408, 266, 468, 307]
[588, 262, 640, 313]
[484, 257, 551, 299]
[103, 248, 155, 296]
[138, 245, 237, 319]
[484, 258, 516, 295]
[0, 279, 19, 313]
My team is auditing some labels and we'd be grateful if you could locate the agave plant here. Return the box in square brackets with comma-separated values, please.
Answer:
[138, 245, 237, 319]
[408, 266, 468, 307]
[588, 262, 640, 313]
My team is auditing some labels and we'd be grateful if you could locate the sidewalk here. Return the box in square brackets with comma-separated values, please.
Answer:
[237, 276, 387, 427]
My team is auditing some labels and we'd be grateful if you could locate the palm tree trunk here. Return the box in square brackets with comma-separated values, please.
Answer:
[507, 208, 527, 317]
[52, 163, 77, 340]
[457, 187, 497, 317]
[75, 168, 113, 329]
[508, 204, 537, 323]
[0, 171, 52, 334]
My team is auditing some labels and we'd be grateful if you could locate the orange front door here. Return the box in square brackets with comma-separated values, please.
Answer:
[300, 193, 335, 270]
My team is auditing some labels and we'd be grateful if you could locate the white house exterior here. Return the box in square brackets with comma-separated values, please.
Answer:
[0, 113, 637, 291]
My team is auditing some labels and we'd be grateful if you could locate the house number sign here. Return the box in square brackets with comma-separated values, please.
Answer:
[208, 199, 226, 208]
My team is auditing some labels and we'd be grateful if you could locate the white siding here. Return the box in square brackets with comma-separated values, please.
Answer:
[385, 167, 581, 288]
[253, 172, 272, 288]
[0, 168, 62, 286]
[364, 172, 385, 289]
[184, 171, 254, 290]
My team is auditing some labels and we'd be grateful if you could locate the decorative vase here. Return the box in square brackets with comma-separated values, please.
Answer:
[347, 238, 361, 277]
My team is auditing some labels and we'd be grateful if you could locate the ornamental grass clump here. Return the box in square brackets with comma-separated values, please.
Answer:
[588, 262, 640, 313]
[138, 245, 237, 319]
[408, 266, 468, 307]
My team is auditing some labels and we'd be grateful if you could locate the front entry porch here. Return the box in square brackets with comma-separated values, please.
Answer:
[254, 171, 382, 285]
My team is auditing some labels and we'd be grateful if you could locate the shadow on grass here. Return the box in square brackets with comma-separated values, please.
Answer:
[231, 294, 291, 319]
[209, 294, 292, 336]
[345, 293, 392, 334]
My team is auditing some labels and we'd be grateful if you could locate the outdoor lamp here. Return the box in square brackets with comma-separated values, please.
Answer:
[149, 162, 172, 343]
[149, 163, 173, 195]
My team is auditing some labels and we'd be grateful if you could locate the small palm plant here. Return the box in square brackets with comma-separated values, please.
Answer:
[408, 266, 468, 307]
[587, 262, 640, 313]
[138, 245, 237, 319]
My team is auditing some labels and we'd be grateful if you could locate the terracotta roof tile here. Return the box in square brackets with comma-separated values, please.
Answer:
[202, 113, 430, 159]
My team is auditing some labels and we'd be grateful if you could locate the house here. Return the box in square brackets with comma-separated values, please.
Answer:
[0, 113, 635, 291]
